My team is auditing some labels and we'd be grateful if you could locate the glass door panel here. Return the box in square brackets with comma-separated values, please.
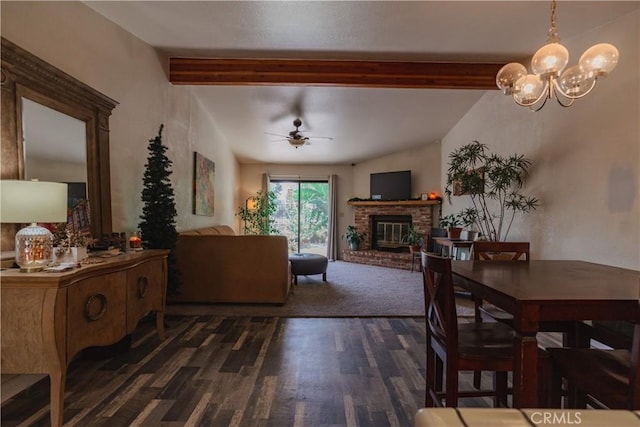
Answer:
[270, 180, 328, 255]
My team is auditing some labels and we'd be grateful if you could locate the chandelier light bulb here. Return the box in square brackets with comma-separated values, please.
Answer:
[496, 63, 528, 94]
[513, 74, 545, 106]
[558, 65, 596, 98]
[496, 0, 618, 111]
[531, 42, 569, 77]
[579, 43, 619, 77]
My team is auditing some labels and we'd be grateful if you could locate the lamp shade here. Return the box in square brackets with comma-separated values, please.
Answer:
[0, 180, 68, 223]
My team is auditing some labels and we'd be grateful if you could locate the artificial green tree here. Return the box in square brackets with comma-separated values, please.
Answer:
[139, 124, 180, 295]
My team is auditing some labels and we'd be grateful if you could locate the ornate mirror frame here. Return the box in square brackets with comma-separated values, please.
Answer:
[1, 37, 118, 244]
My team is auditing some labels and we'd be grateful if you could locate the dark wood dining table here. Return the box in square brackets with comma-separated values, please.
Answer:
[451, 259, 640, 408]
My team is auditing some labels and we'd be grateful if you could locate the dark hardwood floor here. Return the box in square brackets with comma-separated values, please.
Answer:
[1, 315, 522, 426]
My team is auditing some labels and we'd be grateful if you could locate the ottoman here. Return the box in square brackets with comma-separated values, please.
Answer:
[288, 253, 328, 285]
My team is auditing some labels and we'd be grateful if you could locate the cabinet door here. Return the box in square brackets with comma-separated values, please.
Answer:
[126, 259, 165, 333]
[67, 271, 127, 359]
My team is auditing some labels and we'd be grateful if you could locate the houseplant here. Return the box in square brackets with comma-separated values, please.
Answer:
[439, 213, 463, 239]
[236, 190, 277, 235]
[444, 140, 539, 242]
[342, 225, 366, 250]
[401, 225, 424, 253]
[458, 207, 479, 241]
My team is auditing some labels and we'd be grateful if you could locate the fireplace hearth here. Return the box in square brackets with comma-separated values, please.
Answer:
[343, 199, 439, 270]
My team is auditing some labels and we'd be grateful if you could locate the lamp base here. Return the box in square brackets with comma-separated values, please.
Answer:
[15, 223, 54, 273]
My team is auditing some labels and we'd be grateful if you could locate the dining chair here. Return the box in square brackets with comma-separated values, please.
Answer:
[422, 253, 522, 407]
[469, 241, 529, 388]
[547, 324, 640, 410]
[472, 241, 530, 322]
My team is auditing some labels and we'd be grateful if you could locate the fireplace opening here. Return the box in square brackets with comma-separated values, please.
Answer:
[371, 215, 412, 252]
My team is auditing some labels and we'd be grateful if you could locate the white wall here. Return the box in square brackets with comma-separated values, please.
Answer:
[1, 1, 238, 235]
[353, 141, 442, 199]
[441, 11, 639, 269]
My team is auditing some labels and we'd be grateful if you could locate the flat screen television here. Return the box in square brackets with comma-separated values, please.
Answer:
[370, 170, 411, 201]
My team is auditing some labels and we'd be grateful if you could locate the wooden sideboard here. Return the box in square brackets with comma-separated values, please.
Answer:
[0, 249, 168, 427]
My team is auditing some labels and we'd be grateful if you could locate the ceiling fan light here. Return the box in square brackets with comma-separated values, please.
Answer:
[579, 43, 619, 78]
[496, 63, 528, 94]
[531, 42, 569, 77]
[287, 137, 306, 148]
[513, 74, 545, 106]
[558, 65, 595, 98]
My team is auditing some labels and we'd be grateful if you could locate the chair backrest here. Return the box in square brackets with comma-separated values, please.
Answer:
[472, 241, 530, 261]
[422, 253, 458, 347]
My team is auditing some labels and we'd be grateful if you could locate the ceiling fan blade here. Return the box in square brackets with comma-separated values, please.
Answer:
[307, 136, 333, 140]
[265, 131, 288, 138]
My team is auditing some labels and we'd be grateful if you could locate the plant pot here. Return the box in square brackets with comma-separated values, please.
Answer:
[349, 241, 360, 251]
[409, 244, 421, 253]
[53, 247, 88, 263]
[447, 227, 463, 239]
[465, 230, 479, 241]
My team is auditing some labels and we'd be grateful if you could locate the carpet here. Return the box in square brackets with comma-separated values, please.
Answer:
[166, 261, 475, 318]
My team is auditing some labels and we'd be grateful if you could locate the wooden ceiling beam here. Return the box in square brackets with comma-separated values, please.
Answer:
[169, 58, 503, 90]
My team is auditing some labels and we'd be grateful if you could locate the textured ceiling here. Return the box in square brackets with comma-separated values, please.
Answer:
[84, 1, 638, 164]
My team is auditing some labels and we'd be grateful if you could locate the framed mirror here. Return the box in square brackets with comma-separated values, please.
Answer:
[1, 37, 118, 245]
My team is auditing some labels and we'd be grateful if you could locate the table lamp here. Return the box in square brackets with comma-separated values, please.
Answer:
[0, 180, 68, 272]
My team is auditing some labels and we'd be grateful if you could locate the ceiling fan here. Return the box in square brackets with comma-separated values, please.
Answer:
[265, 118, 333, 149]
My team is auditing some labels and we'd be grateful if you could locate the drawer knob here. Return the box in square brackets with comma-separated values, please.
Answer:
[85, 293, 108, 321]
[137, 276, 148, 298]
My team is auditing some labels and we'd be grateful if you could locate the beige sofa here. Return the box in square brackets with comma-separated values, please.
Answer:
[173, 225, 291, 304]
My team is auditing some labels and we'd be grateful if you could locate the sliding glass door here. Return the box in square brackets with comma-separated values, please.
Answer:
[270, 180, 329, 255]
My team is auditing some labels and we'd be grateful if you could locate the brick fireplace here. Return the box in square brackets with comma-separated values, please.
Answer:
[342, 200, 440, 270]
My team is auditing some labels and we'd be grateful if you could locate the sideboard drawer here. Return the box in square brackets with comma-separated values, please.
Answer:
[67, 271, 127, 359]
[126, 258, 165, 333]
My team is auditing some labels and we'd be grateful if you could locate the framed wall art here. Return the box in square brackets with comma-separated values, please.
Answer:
[193, 152, 215, 215]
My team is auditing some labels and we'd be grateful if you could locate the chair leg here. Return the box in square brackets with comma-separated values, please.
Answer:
[473, 296, 483, 389]
[494, 371, 508, 407]
[549, 364, 563, 408]
[435, 357, 443, 392]
[567, 383, 588, 409]
[444, 361, 459, 407]
[426, 342, 437, 407]
[473, 371, 482, 389]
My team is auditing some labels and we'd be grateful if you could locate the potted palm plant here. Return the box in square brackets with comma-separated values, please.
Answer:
[444, 140, 539, 241]
[342, 225, 366, 250]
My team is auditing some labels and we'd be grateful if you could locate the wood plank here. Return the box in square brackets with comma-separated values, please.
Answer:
[169, 58, 503, 89]
[2, 315, 566, 425]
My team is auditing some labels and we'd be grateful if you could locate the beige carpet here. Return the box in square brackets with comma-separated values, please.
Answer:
[166, 260, 475, 318]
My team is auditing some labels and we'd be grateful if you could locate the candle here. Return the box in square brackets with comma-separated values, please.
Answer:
[129, 234, 142, 249]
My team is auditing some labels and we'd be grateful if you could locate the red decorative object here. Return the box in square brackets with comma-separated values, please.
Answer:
[129, 235, 142, 249]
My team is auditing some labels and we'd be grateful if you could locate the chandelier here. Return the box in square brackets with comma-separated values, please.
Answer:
[496, 0, 619, 111]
